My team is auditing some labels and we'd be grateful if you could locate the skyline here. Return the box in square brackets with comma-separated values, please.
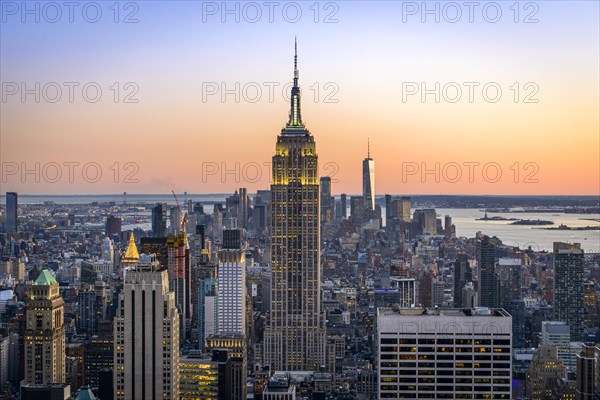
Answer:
[1, 3, 600, 397]
[1, 1, 599, 195]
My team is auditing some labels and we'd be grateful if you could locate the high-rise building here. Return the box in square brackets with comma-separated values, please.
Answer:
[206, 335, 247, 400]
[151, 203, 167, 237]
[576, 344, 595, 400]
[105, 215, 122, 237]
[497, 257, 526, 347]
[390, 277, 416, 308]
[453, 254, 473, 308]
[141, 235, 192, 342]
[340, 194, 347, 219]
[385, 194, 392, 223]
[377, 307, 512, 399]
[362, 140, 375, 212]
[462, 282, 477, 308]
[583, 281, 598, 328]
[179, 352, 220, 400]
[477, 235, 498, 308]
[113, 256, 180, 399]
[444, 215, 453, 237]
[169, 205, 182, 235]
[320, 177, 334, 224]
[350, 196, 364, 225]
[554, 242, 584, 341]
[526, 345, 566, 400]
[217, 229, 246, 335]
[541, 321, 573, 370]
[198, 260, 217, 350]
[167, 233, 192, 341]
[263, 40, 326, 371]
[24, 270, 66, 385]
[0, 335, 9, 387]
[238, 188, 248, 228]
[83, 336, 113, 392]
[102, 237, 114, 265]
[6, 192, 17, 234]
[400, 196, 411, 222]
[77, 284, 97, 335]
[413, 208, 436, 235]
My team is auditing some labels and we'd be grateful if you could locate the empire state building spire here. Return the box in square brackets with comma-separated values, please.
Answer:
[287, 37, 303, 128]
[265, 41, 326, 371]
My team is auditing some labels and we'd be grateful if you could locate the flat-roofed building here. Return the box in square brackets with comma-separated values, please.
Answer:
[377, 307, 512, 399]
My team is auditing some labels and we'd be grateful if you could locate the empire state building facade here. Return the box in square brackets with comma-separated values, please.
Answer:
[263, 41, 326, 371]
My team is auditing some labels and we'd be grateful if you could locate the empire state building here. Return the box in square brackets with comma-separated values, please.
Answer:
[263, 40, 326, 371]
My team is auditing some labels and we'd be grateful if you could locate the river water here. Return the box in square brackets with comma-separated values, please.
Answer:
[436, 208, 599, 253]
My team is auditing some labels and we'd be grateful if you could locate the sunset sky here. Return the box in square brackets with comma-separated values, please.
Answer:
[1, 1, 599, 195]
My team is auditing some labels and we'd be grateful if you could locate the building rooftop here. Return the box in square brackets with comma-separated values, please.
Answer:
[122, 232, 140, 262]
[34, 269, 57, 286]
[498, 258, 522, 266]
[75, 387, 97, 400]
[377, 307, 511, 318]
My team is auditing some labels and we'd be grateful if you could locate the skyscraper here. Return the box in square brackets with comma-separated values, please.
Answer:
[400, 196, 411, 222]
[541, 321, 572, 370]
[24, 270, 66, 384]
[350, 196, 365, 225]
[263, 40, 326, 371]
[453, 254, 472, 308]
[413, 208, 436, 235]
[497, 257, 525, 347]
[320, 177, 333, 224]
[239, 188, 248, 228]
[526, 345, 566, 400]
[105, 215, 122, 237]
[217, 229, 246, 335]
[576, 344, 595, 400]
[553, 242, 584, 341]
[77, 284, 98, 335]
[198, 261, 217, 351]
[477, 235, 498, 308]
[167, 233, 191, 341]
[114, 256, 180, 399]
[151, 203, 167, 237]
[5, 192, 17, 234]
[362, 140, 375, 213]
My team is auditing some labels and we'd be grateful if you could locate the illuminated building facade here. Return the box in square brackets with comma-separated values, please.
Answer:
[179, 353, 219, 400]
[206, 335, 247, 399]
[23, 270, 66, 385]
[263, 40, 326, 372]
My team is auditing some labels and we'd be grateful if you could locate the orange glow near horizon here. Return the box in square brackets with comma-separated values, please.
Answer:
[1, 2, 598, 196]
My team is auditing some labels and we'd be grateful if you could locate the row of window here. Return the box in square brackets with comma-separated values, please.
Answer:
[381, 369, 510, 376]
[380, 385, 511, 392]
[381, 338, 510, 345]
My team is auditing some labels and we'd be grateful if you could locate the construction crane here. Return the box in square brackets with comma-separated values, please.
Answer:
[171, 190, 189, 248]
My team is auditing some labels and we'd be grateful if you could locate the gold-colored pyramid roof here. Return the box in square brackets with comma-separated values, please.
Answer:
[122, 232, 139, 263]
